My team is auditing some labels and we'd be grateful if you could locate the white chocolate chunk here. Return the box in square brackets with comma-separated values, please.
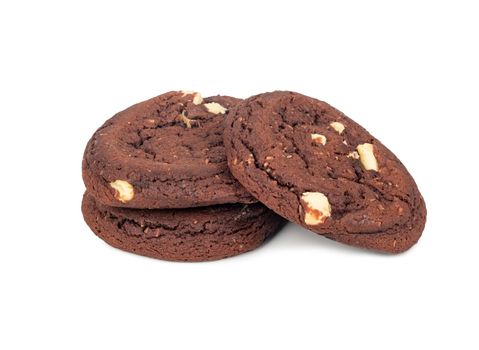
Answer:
[311, 133, 327, 145]
[330, 122, 345, 134]
[180, 90, 203, 105]
[204, 102, 227, 115]
[109, 180, 135, 203]
[301, 192, 331, 225]
[356, 143, 379, 171]
[347, 151, 360, 159]
[192, 93, 203, 105]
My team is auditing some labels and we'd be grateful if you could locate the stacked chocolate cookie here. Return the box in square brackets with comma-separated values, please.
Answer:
[81, 92, 286, 261]
[82, 90, 426, 261]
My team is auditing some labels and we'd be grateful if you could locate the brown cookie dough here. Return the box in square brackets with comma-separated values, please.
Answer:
[83, 91, 255, 209]
[224, 91, 426, 253]
[82, 192, 285, 262]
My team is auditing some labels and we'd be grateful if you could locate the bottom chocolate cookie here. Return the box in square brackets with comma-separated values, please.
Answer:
[82, 193, 285, 262]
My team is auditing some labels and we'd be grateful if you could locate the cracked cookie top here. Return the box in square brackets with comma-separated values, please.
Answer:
[224, 91, 426, 240]
[82, 91, 255, 209]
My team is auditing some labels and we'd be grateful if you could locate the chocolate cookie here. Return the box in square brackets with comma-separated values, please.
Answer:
[83, 91, 255, 209]
[224, 91, 426, 253]
[82, 193, 285, 262]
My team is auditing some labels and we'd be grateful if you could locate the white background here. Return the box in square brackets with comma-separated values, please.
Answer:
[1, 1, 478, 349]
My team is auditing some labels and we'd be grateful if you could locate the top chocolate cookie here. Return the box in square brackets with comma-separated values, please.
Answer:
[224, 91, 426, 252]
[83, 91, 255, 209]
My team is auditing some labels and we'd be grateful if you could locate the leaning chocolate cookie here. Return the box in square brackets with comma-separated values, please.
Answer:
[224, 91, 426, 253]
[83, 91, 255, 209]
[82, 193, 285, 262]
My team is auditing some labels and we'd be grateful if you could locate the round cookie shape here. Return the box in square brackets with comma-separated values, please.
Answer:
[224, 91, 426, 253]
[81, 193, 285, 262]
[83, 91, 255, 209]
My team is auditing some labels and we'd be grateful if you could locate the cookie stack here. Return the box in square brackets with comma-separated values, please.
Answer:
[81, 92, 285, 261]
[82, 90, 426, 261]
